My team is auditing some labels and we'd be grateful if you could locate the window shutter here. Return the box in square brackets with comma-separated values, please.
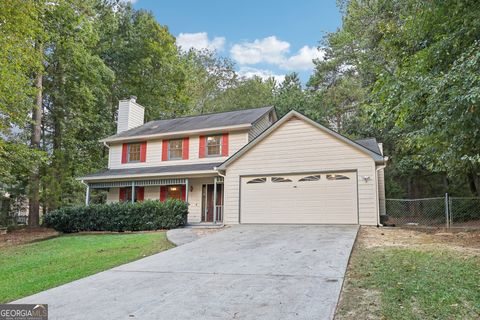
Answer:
[221, 133, 229, 156]
[162, 140, 168, 161]
[160, 186, 167, 202]
[121, 144, 128, 164]
[199, 136, 206, 158]
[181, 185, 186, 201]
[136, 187, 144, 202]
[182, 137, 189, 160]
[119, 188, 126, 202]
[140, 142, 147, 162]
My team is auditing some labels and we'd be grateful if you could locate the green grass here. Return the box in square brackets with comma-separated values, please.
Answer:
[0, 232, 174, 303]
[341, 248, 480, 319]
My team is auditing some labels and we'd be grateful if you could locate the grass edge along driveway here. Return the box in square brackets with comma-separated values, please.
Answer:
[0, 232, 174, 303]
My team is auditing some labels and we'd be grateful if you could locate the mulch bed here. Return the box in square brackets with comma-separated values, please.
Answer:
[0, 227, 59, 249]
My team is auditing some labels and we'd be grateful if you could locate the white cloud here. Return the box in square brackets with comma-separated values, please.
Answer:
[231, 36, 290, 65]
[176, 32, 225, 52]
[230, 36, 324, 72]
[280, 46, 325, 71]
[238, 67, 285, 83]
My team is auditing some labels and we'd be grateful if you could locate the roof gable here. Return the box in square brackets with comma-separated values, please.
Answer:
[217, 110, 385, 169]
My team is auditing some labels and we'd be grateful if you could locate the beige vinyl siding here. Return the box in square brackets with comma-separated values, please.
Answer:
[249, 113, 272, 141]
[223, 116, 379, 225]
[106, 188, 119, 203]
[108, 131, 248, 169]
[117, 100, 144, 133]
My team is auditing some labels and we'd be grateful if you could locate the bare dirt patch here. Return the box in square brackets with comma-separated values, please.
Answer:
[0, 227, 59, 249]
[359, 226, 480, 256]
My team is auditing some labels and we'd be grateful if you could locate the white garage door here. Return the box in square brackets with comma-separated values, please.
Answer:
[240, 172, 358, 224]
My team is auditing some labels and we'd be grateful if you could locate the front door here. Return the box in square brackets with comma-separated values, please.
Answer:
[202, 184, 223, 222]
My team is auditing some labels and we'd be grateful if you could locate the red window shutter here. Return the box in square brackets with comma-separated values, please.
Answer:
[181, 185, 186, 201]
[162, 140, 168, 161]
[182, 137, 189, 160]
[221, 133, 229, 156]
[160, 186, 167, 202]
[119, 187, 126, 202]
[199, 136, 206, 158]
[140, 142, 147, 162]
[121, 144, 128, 164]
[136, 187, 144, 202]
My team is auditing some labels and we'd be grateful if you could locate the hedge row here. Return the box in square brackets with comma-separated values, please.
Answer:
[43, 199, 188, 233]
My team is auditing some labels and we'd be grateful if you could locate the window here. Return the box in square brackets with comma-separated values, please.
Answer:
[168, 139, 183, 160]
[326, 174, 350, 180]
[119, 187, 144, 202]
[299, 175, 321, 182]
[271, 177, 292, 183]
[206, 135, 222, 156]
[167, 185, 182, 200]
[128, 143, 141, 162]
[246, 177, 267, 184]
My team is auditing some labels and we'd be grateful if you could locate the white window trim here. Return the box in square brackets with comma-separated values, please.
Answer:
[205, 135, 222, 157]
[168, 139, 183, 161]
[127, 143, 141, 163]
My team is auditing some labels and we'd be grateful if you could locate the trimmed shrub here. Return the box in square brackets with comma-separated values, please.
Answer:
[43, 199, 188, 233]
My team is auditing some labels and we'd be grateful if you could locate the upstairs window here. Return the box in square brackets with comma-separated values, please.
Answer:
[168, 139, 183, 160]
[206, 135, 222, 156]
[128, 143, 141, 162]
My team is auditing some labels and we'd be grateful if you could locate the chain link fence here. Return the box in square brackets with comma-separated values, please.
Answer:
[385, 194, 480, 228]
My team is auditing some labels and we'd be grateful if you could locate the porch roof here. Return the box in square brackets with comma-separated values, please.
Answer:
[78, 162, 222, 181]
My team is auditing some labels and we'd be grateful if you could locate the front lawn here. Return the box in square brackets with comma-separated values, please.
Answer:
[0, 232, 174, 303]
[336, 228, 480, 320]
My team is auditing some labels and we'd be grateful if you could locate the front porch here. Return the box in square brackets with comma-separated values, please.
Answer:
[85, 176, 224, 224]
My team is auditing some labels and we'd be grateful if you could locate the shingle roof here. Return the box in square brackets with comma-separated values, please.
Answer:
[79, 162, 222, 180]
[103, 106, 274, 141]
[355, 138, 382, 155]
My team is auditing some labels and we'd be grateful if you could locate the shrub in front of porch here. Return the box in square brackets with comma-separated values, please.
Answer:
[43, 199, 188, 233]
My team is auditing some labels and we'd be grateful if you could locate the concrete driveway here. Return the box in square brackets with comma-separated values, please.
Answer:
[15, 225, 358, 320]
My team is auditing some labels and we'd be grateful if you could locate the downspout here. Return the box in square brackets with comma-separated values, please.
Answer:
[80, 180, 90, 206]
[375, 157, 388, 227]
[214, 167, 226, 227]
[103, 142, 110, 168]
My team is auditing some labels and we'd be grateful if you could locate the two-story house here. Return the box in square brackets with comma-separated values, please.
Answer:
[79, 97, 387, 226]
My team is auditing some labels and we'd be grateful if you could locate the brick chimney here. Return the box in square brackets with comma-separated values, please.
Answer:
[117, 96, 145, 134]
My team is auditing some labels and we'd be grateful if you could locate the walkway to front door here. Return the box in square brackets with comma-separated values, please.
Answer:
[201, 183, 223, 223]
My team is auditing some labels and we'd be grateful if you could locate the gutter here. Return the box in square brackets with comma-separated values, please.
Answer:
[100, 124, 252, 144]
[76, 170, 219, 182]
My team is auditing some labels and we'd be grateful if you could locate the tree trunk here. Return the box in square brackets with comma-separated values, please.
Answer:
[29, 63, 43, 227]
[468, 171, 480, 197]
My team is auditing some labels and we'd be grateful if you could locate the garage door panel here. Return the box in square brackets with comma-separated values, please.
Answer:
[241, 172, 358, 224]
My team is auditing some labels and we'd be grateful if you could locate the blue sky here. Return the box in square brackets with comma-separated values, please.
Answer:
[131, 0, 342, 83]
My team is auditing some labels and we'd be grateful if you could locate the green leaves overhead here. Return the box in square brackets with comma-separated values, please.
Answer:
[311, 0, 480, 196]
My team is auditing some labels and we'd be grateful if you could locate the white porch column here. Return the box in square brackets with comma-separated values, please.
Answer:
[131, 181, 135, 203]
[213, 177, 217, 224]
[185, 178, 189, 203]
